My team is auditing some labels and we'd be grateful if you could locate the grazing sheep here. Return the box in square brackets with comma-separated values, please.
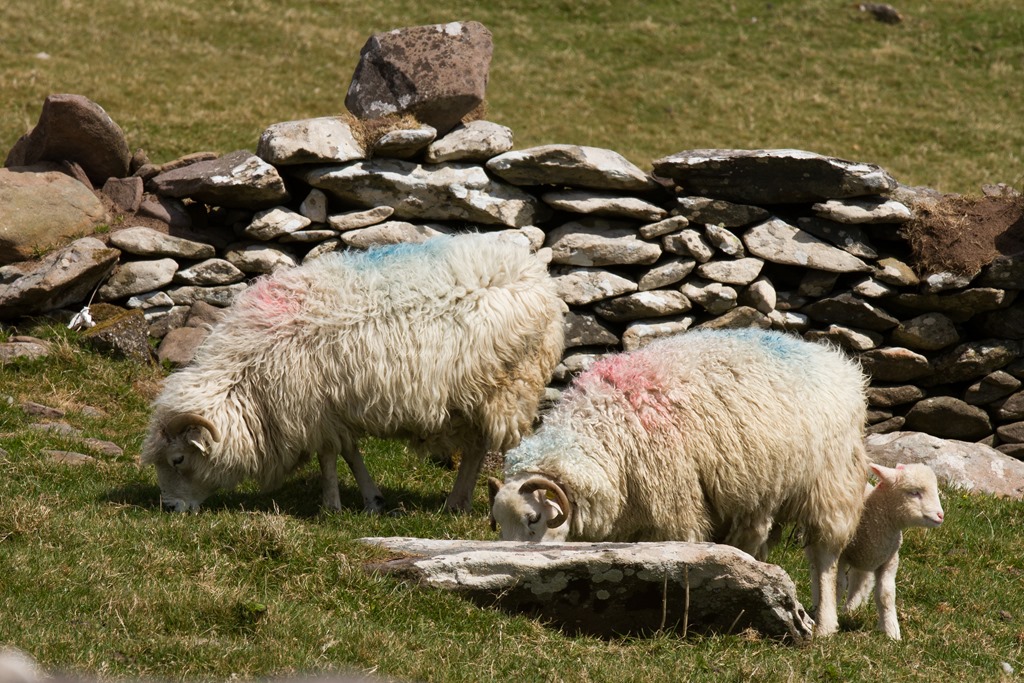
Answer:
[141, 232, 565, 513]
[838, 462, 944, 640]
[488, 328, 869, 636]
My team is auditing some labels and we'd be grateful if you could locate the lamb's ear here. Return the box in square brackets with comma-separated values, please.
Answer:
[869, 462, 899, 485]
[487, 477, 503, 531]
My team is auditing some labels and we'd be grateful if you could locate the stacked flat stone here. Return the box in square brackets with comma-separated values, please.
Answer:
[3, 116, 1024, 459]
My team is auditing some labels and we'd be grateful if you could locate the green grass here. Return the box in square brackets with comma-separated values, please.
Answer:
[1, 321, 1023, 682]
[1, 0, 1022, 195]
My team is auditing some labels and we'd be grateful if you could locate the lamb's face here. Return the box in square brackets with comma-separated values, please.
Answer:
[488, 476, 571, 542]
[873, 463, 944, 528]
[897, 465, 944, 528]
[141, 415, 226, 512]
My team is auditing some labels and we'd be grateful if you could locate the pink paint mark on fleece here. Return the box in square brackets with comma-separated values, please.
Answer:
[244, 276, 304, 326]
[575, 352, 675, 431]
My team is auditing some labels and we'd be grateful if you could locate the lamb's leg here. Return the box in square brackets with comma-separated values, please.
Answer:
[338, 439, 386, 513]
[844, 567, 875, 612]
[874, 554, 902, 640]
[806, 543, 841, 637]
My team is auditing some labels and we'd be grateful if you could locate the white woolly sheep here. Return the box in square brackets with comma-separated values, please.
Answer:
[838, 462, 944, 640]
[488, 328, 869, 636]
[141, 232, 565, 513]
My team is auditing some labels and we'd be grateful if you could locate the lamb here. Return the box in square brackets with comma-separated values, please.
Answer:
[140, 232, 565, 513]
[838, 462, 944, 640]
[488, 328, 869, 636]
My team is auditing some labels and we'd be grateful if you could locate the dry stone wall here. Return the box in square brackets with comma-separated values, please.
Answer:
[3, 107, 1024, 461]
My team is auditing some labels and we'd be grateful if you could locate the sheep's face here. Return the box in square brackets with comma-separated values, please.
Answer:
[488, 476, 571, 542]
[141, 415, 226, 512]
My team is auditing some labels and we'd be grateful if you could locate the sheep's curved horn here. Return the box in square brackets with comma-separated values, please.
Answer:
[518, 476, 571, 529]
[165, 413, 221, 443]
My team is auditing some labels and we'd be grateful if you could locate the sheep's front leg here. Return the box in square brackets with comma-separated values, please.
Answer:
[806, 543, 841, 637]
[338, 439, 386, 513]
[874, 554, 902, 640]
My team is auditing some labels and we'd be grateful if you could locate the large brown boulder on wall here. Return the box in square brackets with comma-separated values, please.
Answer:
[0, 167, 108, 265]
[345, 21, 493, 135]
[4, 94, 131, 186]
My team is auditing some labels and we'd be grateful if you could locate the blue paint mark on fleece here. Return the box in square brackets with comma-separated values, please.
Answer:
[692, 327, 805, 362]
[504, 423, 579, 473]
[351, 236, 450, 269]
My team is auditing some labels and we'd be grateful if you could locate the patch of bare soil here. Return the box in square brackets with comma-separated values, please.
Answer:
[903, 192, 1024, 277]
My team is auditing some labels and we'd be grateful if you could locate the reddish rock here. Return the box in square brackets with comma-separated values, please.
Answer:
[345, 21, 493, 135]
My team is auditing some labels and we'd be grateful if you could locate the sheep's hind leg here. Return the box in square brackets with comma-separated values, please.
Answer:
[445, 436, 488, 513]
[338, 439, 386, 514]
[317, 451, 342, 511]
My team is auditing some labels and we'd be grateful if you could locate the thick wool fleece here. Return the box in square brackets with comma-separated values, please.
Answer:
[142, 232, 565, 511]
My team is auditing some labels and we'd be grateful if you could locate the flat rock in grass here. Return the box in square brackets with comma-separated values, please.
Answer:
[651, 149, 898, 204]
[301, 160, 545, 227]
[541, 190, 667, 221]
[487, 144, 655, 191]
[866, 431, 1024, 499]
[256, 116, 365, 166]
[150, 150, 290, 209]
[361, 537, 814, 642]
[0, 338, 52, 363]
[44, 449, 95, 465]
[425, 120, 514, 163]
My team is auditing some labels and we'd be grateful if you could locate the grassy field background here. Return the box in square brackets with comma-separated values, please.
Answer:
[2, 1, 1024, 681]
[1, 0, 1022, 195]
